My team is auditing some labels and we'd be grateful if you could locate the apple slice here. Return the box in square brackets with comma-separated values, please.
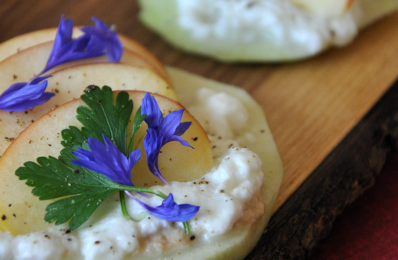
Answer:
[0, 29, 170, 84]
[0, 63, 178, 156]
[289, 0, 355, 17]
[0, 90, 213, 235]
[0, 28, 82, 61]
[0, 40, 171, 91]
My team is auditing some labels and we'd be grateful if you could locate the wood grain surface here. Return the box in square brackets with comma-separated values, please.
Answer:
[247, 79, 398, 259]
[1, 1, 398, 259]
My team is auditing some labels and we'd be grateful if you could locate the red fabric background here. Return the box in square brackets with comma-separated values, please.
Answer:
[310, 153, 398, 260]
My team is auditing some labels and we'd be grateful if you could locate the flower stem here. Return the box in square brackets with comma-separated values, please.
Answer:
[119, 191, 145, 222]
[123, 188, 191, 235]
[122, 186, 168, 199]
[183, 221, 190, 235]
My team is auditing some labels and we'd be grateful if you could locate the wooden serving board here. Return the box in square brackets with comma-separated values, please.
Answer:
[1, 1, 398, 259]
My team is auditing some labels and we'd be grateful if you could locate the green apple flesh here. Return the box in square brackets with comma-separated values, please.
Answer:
[0, 63, 177, 156]
[0, 90, 213, 235]
[138, 0, 398, 62]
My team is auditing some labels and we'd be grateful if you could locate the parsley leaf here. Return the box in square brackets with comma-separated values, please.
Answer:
[128, 107, 147, 154]
[15, 86, 195, 233]
[76, 85, 133, 152]
[16, 147, 121, 230]
[15, 86, 140, 231]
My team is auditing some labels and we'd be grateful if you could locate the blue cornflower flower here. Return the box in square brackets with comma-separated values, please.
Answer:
[71, 132, 199, 224]
[41, 15, 122, 74]
[141, 93, 192, 184]
[71, 134, 140, 186]
[128, 193, 199, 222]
[80, 17, 123, 62]
[0, 15, 123, 112]
[0, 76, 54, 112]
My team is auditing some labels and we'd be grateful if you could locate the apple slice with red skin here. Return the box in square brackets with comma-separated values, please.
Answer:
[0, 28, 170, 84]
[0, 40, 171, 90]
[0, 90, 212, 235]
[0, 28, 83, 62]
[0, 63, 178, 156]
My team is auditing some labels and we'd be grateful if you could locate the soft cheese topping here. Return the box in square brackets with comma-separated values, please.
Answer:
[188, 88, 256, 157]
[0, 88, 265, 260]
[178, 0, 362, 55]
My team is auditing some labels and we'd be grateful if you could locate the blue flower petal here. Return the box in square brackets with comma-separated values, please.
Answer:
[71, 134, 140, 186]
[174, 121, 192, 136]
[0, 76, 55, 112]
[105, 38, 123, 62]
[70, 156, 104, 177]
[141, 93, 193, 184]
[72, 148, 95, 161]
[158, 109, 193, 149]
[51, 15, 74, 54]
[167, 135, 192, 148]
[80, 17, 123, 62]
[141, 93, 163, 128]
[0, 83, 29, 102]
[0, 16, 124, 112]
[158, 109, 185, 140]
[128, 149, 142, 174]
[92, 17, 109, 31]
[43, 34, 102, 73]
[42, 16, 122, 74]
[0, 76, 49, 103]
[143, 128, 169, 184]
[134, 193, 199, 222]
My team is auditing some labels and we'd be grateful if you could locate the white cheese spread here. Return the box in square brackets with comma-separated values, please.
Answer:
[0, 88, 265, 260]
[178, 0, 362, 55]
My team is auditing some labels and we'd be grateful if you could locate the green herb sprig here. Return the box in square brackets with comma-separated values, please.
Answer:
[16, 86, 198, 232]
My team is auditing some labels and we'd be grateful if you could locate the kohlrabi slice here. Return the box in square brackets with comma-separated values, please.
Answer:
[289, 0, 355, 17]
[0, 68, 283, 260]
[138, 0, 398, 62]
[141, 67, 283, 260]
